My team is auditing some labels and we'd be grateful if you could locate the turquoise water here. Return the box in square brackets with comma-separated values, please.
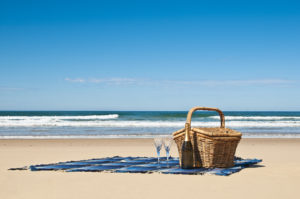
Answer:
[1, 111, 300, 138]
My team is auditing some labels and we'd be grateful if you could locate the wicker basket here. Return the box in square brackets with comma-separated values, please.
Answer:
[173, 107, 242, 168]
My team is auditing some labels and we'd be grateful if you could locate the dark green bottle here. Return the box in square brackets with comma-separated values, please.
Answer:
[181, 125, 194, 169]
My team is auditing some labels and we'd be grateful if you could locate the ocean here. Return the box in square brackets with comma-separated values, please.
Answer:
[0, 111, 300, 139]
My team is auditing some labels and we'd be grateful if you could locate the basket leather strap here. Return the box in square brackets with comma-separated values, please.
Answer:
[185, 107, 225, 132]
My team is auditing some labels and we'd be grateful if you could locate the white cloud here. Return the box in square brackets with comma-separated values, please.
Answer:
[65, 77, 294, 87]
[65, 78, 85, 83]
[89, 78, 137, 85]
[179, 79, 293, 86]
[65, 77, 138, 85]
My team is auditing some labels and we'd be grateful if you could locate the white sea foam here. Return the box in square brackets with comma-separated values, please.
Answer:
[0, 114, 119, 120]
[0, 114, 120, 127]
[0, 135, 156, 139]
[1, 133, 300, 139]
[1, 118, 300, 128]
[210, 116, 300, 120]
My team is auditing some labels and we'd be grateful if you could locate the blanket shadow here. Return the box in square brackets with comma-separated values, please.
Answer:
[247, 164, 265, 168]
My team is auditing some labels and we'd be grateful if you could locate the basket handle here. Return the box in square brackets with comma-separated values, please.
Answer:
[185, 107, 225, 132]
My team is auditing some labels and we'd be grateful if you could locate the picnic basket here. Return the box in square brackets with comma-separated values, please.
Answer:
[173, 107, 242, 168]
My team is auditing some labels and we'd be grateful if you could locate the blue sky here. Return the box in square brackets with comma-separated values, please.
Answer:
[0, 0, 299, 111]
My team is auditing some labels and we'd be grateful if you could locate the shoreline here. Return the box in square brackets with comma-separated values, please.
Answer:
[1, 135, 300, 139]
[1, 137, 300, 140]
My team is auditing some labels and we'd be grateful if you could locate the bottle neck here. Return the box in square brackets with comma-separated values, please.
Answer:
[184, 123, 190, 142]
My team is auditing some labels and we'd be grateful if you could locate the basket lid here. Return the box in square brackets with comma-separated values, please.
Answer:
[192, 127, 242, 137]
[173, 127, 242, 139]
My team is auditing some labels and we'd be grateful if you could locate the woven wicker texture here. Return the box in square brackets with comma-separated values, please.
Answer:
[173, 107, 242, 168]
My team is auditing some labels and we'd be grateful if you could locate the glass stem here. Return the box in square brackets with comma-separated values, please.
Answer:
[166, 150, 169, 162]
[157, 150, 160, 164]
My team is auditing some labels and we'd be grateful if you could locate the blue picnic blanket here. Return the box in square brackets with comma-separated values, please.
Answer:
[10, 156, 262, 176]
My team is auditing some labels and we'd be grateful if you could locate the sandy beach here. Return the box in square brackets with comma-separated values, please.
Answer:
[0, 138, 300, 199]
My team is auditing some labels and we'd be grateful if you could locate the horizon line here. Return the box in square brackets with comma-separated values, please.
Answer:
[0, 109, 300, 112]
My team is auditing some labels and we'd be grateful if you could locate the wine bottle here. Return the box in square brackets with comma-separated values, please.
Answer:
[181, 124, 194, 169]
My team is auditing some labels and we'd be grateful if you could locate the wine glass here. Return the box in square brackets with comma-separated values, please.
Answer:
[163, 136, 173, 162]
[154, 137, 163, 164]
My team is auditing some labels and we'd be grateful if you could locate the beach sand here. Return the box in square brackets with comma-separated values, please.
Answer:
[1, 138, 300, 199]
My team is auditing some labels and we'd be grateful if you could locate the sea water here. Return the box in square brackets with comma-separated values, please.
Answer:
[0, 111, 300, 138]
